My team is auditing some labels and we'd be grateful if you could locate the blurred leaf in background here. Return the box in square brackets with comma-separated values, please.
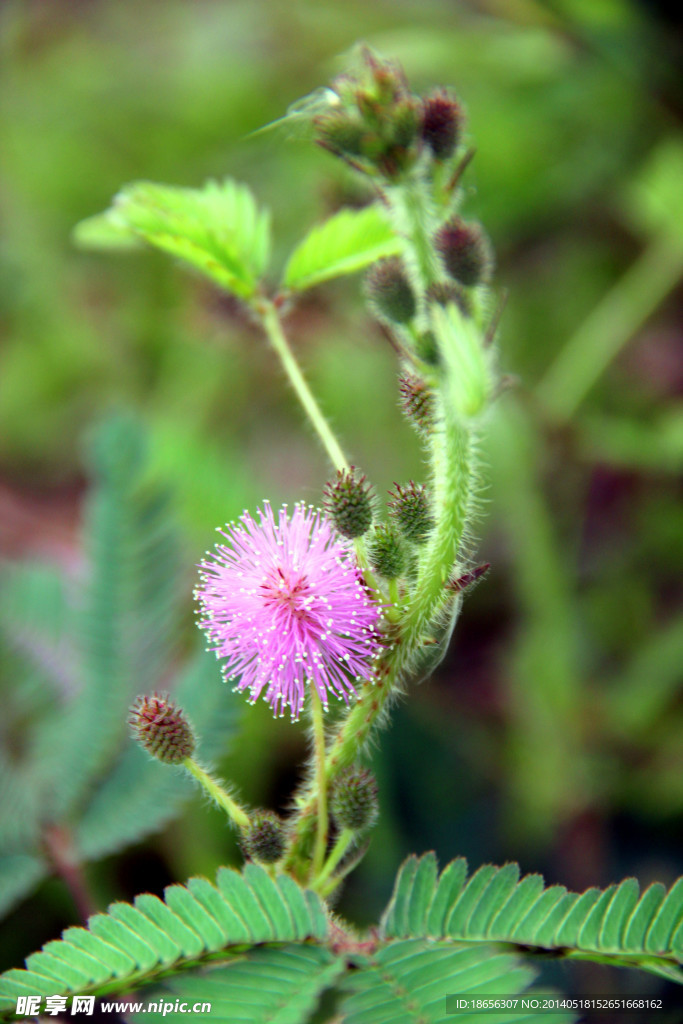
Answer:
[0, 414, 238, 965]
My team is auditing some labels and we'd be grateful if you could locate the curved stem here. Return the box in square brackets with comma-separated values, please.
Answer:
[312, 827, 355, 893]
[43, 824, 97, 923]
[309, 685, 329, 878]
[183, 759, 250, 831]
[257, 299, 349, 472]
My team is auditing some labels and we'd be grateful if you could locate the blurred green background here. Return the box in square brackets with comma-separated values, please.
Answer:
[1, 0, 682, 1001]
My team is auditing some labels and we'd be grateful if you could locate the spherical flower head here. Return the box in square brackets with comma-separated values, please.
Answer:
[195, 502, 383, 721]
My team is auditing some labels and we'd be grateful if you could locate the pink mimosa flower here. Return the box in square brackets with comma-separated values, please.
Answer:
[195, 502, 382, 720]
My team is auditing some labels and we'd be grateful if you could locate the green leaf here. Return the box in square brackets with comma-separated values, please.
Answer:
[136, 946, 344, 1024]
[0, 867, 329, 1013]
[46, 413, 185, 821]
[99, 179, 270, 298]
[340, 940, 569, 1024]
[283, 204, 401, 292]
[72, 209, 142, 251]
[381, 854, 683, 983]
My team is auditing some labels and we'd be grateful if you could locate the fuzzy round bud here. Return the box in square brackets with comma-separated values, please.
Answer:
[129, 694, 195, 764]
[242, 810, 285, 864]
[390, 98, 421, 149]
[426, 281, 472, 318]
[330, 767, 379, 832]
[316, 112, 366, 158]
[388, 482, 434, 544]
[367, 523, 406, 579]
[323, 469, 374, 539]
[365, 258, 416, 325]
[434, 218, 493, 287]
[420, 90, 462, 160]
[398, 373, 434, 434]
[415, 329, 440, 366]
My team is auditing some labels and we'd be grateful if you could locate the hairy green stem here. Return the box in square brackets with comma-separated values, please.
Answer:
[287, 394, 476, 869]
[403, 397, 473, 643]
[312, 828, 355, 892]
[309, 686, 329, 879]
[257, 299, 349, 472]
[286, 165, 480, 874]
[184, 759, 250, 831]
[384, 177, 441, 292]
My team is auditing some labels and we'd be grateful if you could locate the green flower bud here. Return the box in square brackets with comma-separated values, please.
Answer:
[129, 694, 195, 764]
[241, 810, 285, 864]
[316, 112, 366, 158]
[365, 257, 416, 325]
[398, 373, 434, 435]
[324, 468, 374, 539]
[391, 98, 421, 149]
[420, 90, 462, 160]
[415, 329, 440, 366]
[388, 482, 434, 544]
[426, 280, 472, 318]
[367, 523, 406, 579]
[330, 767, 378, 832]
[434, 218, 493, 287]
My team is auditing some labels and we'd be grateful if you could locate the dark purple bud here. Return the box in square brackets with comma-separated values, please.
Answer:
[421, 90, 462, 160]
[434, 218, 493, 286]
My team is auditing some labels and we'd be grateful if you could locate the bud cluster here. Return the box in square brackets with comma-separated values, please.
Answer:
[315, 52, 420, 179]
[129, 694, 195, 764]
[314, 52, 468, 185]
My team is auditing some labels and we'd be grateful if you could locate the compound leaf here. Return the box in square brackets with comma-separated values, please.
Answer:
[0, 867, 329, 1014]
[381, 854, 683, 983]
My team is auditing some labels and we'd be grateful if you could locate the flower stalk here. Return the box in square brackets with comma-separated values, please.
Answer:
[309, 686, 329, 879]
[183, 759, 251, 831]
[256, 299, 349, 473]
